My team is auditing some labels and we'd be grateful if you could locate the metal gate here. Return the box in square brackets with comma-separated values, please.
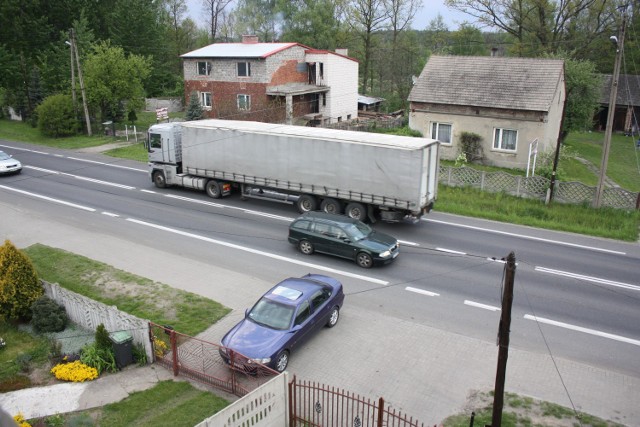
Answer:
[289, 375, 425, 427]
[149, 322, 277, 397]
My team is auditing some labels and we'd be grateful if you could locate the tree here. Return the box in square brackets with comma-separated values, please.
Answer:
[278, 0, 347, 49]
[450, 23, 488, 56]
[186, 91, 204, 120]
[83, 41, 151, 123]
[233, 0, 280, 42]
[346, 0, 390, 94]
[444, 0, 618, 57]
[0, 240, 43, 321]
[560, 56, 602, 132]
[202, 0, 234, 42]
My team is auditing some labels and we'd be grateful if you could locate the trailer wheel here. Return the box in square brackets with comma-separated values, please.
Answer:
[205, 180, 222, 199]
[345, 202, 367, 221]
[320, 198, 342, 214]
[153, 171, 166, 188]
[296, 194, 317, 213]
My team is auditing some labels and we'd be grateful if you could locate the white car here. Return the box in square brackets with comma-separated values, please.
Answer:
[0, 150, 22, 175]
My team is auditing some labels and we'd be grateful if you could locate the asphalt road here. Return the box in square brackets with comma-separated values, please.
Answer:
[1, 141, 639, 424]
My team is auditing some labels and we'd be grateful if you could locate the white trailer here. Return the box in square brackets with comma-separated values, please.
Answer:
[147, 119, 439, 222]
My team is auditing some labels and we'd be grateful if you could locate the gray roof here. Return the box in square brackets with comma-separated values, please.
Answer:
[600, 74, 640, 106]
[408, 56, 564, 112]
[358, 94, 385, 105]
[181, 42, 299, 59]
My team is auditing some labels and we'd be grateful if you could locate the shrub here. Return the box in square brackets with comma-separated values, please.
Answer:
[16, 353, 32, 373]
[185, 91, 203, 121]
[31, 296, 68, 333]
[0, 240, 43, 321]
[95, 323, 111, 351]
[132, 343, 147, 366]
[459, 132, 484, 163]
[35, 94, 78, 137]
[50, 360, 98, 382]
[80, 342, 116, 374]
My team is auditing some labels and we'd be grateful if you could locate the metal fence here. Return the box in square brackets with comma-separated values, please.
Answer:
[289, 376, 426, 427]
[439, 165, 640, 210]
[149, 323, 277, 397]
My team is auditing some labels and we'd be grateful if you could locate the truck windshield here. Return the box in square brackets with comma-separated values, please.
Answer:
[343, 222, 372, 241]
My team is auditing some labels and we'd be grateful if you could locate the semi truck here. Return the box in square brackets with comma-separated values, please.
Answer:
[147, 119, 439, 222]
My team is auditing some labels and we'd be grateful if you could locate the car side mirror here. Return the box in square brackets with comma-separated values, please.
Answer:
[244, 308, 250, 318]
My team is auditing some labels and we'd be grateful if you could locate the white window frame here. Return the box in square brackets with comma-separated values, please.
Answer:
[197, 61, 211, 76]
[237, 94, 250, 110]
[493, 128, 518, 151]
[237, 62, 251, 77]
[200, 92, 212, 109]
[430, 122, 452, 144]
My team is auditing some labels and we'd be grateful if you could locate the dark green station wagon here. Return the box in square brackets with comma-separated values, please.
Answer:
[288, 211, 400, 268]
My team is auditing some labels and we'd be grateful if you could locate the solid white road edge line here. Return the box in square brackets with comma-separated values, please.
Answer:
[435, 247, 466, 255]
[0, 185, 95, 212]
[126, 218, 389, 286]
[535, 266, 640, 292]
[524, 314, 640, 346]
[425, 218, 626, 255]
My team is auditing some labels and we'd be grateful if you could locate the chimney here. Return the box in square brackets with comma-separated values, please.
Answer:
[491, 47, 499, 57]
[335, 48, 348, 56]
[242, 35, 259, 44]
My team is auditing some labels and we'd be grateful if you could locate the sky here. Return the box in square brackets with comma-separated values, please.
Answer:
[185, 0, 476, 33]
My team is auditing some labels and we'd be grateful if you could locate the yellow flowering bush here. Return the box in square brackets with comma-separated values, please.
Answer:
[153, 336, 168, 357]
[50, 360, 98, 382]
[13, 413, 31, 427]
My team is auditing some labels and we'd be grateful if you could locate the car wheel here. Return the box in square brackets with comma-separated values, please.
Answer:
[275, 351, 289, 372]
[320, 198, 342, 214]
[153, 171, 166, 188]
[345, 202, 367, 221]
[299, 240, 314, 255]
[296, 194, 317, 213]
[356, 252, 373, 268]
[206, 180, 222, 199]
[326, 307, 340, 328]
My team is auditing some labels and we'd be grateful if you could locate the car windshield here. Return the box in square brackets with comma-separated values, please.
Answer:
[0, 152, 10, 160]
[247, 297, 296, 330]
[343, 221, 372, 241]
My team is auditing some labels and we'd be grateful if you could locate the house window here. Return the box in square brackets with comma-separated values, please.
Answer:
[430, 122, 452, 144]
[197, 61, 211, 76]
[237, 62, 251, 77]
[322, 94, 326, 106]
[319, 63, 324, 78]
[493, 128, 517, 151]
[237, 94, 250, 110]
[200, 92, 212, 108]
[347, 114, 351, 120]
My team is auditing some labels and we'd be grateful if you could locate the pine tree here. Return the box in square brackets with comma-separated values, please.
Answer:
[185, 91, 203, 121]
[0, 240, 43, 321]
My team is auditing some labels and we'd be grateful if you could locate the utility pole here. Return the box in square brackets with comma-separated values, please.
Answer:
[491, 252, 516, 427]
[70, 28, 92, 136]
[594, 10, 626, 207]
[67, 39, 76, 111]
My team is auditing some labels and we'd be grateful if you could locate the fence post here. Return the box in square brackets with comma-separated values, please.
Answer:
[377, 397, 384, 427]
[170, 329, 179, 376]
[289, 374, 296, 426]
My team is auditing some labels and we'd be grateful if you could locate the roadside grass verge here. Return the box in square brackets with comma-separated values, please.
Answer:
[437, 184, 640, 241]
[105, 141, 148, 162]
[0, 322, 50, 391]
[29, 380, 230, 427]
[23, 244, 230, 336]
[442, 391, 623, 427]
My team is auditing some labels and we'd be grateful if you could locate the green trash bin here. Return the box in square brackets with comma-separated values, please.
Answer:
[110, 331, 133, 369]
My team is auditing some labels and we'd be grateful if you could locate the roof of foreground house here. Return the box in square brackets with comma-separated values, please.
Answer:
[408, 55, 565, 112]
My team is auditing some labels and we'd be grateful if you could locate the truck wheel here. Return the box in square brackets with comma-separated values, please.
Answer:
[320, 198, 342, 214]
[296, 195, 317, 213]
[345, 202, 367, 221]
[206, 180, 222, 199]
[298, 240, 314, 255]
[153, 171, 166, 188]
[356, 252, 373, 268]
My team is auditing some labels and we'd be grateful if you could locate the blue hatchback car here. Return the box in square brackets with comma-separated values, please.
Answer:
[219, 274, 344, 373]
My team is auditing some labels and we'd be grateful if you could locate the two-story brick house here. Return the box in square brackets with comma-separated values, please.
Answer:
[181, 35, 359, 125]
